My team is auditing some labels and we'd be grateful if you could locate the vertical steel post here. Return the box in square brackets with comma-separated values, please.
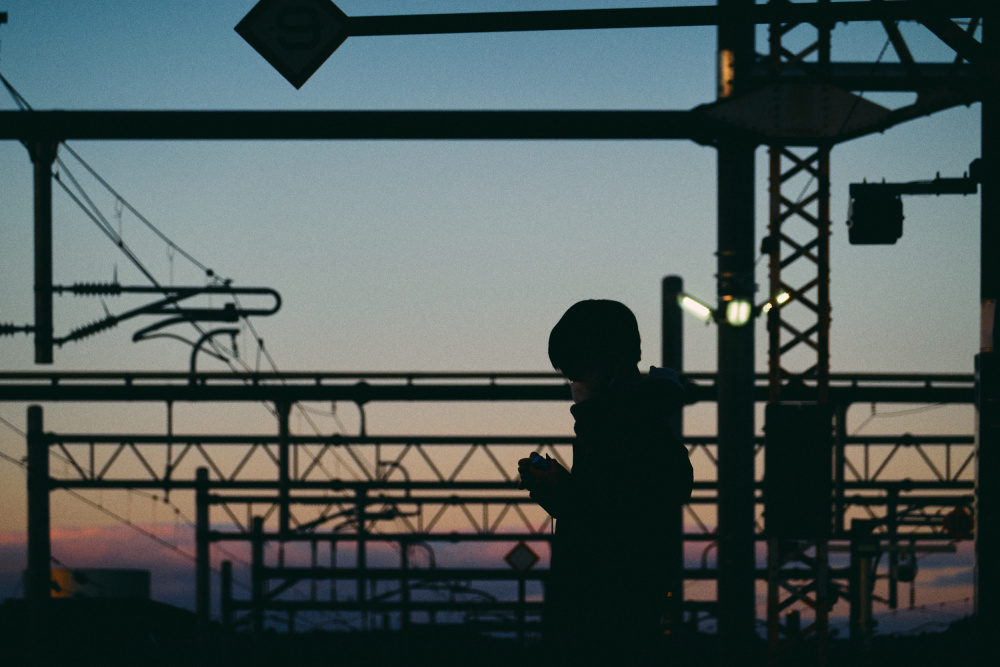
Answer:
[277, 402, 292, 538]
[517, 574, 527, 648]
[764, 6, 833, 664]
[26, 405, 50, 663]
[975, 1, 999, 633]
[356, 488, 368, 630]
[979, 0, 998, 352]
[662, 276, 684, 376]
[221, 560, 233, 631]
[196, 467, 211, 634]
[816, 148, 832, 404]
[310, 540, 318, 601]
[716, 0, 758, 657]
[330, 531, 338, 602]
[165, 401, 174, 499]
[220, 559, 233, 667]
[887, 490, 899, 610]
[400, 540, 411, 632]
[662, 275, 686, 630]
[835, 404, 848, 536]
[849, 520, 875, 662]
[251, 516, 265, 636]
[28, 141, 57, 364]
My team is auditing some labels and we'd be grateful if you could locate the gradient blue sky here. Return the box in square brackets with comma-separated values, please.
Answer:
[0, 0, 983, 630]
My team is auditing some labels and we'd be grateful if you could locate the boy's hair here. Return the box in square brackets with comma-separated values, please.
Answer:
[548, 299, 641, 379]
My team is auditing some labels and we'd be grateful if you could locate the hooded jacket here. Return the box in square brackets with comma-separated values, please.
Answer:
[537, 366, 693, 660]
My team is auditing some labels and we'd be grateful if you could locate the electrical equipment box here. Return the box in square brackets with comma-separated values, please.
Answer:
[765, 403, 834, 539]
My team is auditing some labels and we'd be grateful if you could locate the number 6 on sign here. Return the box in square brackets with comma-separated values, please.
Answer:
[236, 0, 350, 89]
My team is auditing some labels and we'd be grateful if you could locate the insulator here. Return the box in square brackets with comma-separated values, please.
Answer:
[67, 317, 119, 341]
[0, 323, 34, 337]
[71, 282, 123, 296]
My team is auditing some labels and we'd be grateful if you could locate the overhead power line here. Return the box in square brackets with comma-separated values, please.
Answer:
[59, 143, 219, 280]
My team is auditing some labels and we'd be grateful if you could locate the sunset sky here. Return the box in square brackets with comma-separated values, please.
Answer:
[0, 0, 982, 633]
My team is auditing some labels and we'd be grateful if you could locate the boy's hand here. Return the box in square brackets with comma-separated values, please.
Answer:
[517, 451, 566, 491]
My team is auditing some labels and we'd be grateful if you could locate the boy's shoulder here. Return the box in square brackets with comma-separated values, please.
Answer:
[633, 366, 685, 403]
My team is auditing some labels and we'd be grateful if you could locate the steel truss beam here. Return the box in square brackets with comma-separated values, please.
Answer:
[36, 419, 973, 634]
[0, 371, 974, 403]
[0, 92, 979, 147]
[0, 110, 717, 143]
[39, 422, 976, 547]
[339, 1, 987, 37]
[41, 431, 974, 484]
[765, 7, 833, 664]
[751, 61, 980, 92]
[10, 0, 987, 649]
[195, 479, 968, 637]
[767, 145, 831, 399]
[761, 4, 984, 660]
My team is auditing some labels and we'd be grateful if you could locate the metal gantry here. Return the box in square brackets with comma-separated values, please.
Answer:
[11, 369, 975, 652]
[759, 2, 989, 663]
[2, 1, 992, 662]
[764, 6, 835, 664]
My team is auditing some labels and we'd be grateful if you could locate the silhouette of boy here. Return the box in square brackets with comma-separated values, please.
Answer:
[518, 299, 693, 665]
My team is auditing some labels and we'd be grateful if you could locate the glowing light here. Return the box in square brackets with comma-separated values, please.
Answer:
[760, 292, 790, 315]
[719, 49, 735, 98]
[725, 299, 752, 327]
[678, 294, 714, 323]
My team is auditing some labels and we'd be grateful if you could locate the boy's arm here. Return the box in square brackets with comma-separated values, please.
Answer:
[517, 453, 572, 518]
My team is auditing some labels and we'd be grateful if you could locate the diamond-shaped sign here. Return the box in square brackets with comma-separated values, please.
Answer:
[505, 541, 539, 573]
[236, 0, 350, 89]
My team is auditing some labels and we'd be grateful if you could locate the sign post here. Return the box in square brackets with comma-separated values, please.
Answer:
[505, 541, 539, 647]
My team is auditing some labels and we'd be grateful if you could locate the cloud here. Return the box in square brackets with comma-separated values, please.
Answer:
[1, 525, 197, 609]
[1, 523, 975, 636]
[924, 568, 974, 588]
[0, 523, 551, 614]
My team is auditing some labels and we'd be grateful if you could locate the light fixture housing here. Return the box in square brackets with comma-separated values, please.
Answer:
[725, 299, 753, 327]
[760, 291, 790, 315]
[678, 293, 715, 324]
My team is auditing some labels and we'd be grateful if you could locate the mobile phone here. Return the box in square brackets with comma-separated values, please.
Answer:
[530, 454, 551, 471]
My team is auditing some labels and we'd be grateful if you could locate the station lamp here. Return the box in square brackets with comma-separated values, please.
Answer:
[760, 291, 790, 315]
[677, 291, 789, 327]
[678, 293, 715, 324]
[724, 299, 753, 327]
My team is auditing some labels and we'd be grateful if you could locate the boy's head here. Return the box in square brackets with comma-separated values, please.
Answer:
[548, 299, 641, 381]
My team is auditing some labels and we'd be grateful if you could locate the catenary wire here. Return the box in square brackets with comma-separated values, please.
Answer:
[851, 402, 948, 435]
[54, 147, 350, 473]
[4, 73, 349, 462]
[60, 143, 218, 278]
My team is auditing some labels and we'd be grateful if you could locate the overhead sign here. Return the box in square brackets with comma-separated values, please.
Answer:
[504, 541, 539, 573]
[235, 0, 350, 89]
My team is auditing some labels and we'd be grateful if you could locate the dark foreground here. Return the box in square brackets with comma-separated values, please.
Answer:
[0, 599, 989, 667]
